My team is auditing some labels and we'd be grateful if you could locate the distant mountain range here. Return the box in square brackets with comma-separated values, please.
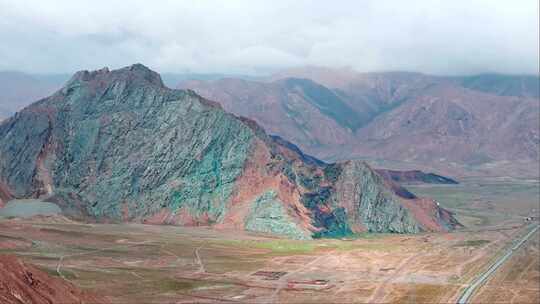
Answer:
[1, 67, 538, 177]
[0, 65, 458, 239]
[178, 67, 539, 177]
[0, 72, 69, 120]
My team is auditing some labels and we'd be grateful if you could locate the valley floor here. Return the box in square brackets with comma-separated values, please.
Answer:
[471, 227, 540, 304]
[0, 178, 538, 303]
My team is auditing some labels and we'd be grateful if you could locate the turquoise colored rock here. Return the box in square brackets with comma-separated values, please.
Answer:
[0, 64, 459, 238]
[244, 191, 311, 240]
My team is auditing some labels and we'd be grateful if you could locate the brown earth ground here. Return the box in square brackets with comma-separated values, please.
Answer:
[471, 229, 540, 304]
[0, 178, 538, 303]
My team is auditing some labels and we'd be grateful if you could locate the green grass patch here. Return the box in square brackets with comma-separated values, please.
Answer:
[346, 232, 399, 240]
[37, 265, 62, 277]
[0, 248, 18, 254]
[454, 239, 490, 247]
[150, 278, 212, 293]
[204, 258, 264, 273]
[250, 240, 316, 254]
[218, 236, 399, 255]
[0, 234, 28, 241]
[21, 254, 63, 261]
[38, 266, 78, 280]
[324, 241, 401, 252]
[217, 239, 316, 255]
[36, 225, 123, 242]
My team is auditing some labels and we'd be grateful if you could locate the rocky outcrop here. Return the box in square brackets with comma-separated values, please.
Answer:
[244, 191, 311, 240]
[0, 181, 13, 208]
[331, 161, 422, 233]
[0, 64, 459, 239]
[0, 255, 107, 304]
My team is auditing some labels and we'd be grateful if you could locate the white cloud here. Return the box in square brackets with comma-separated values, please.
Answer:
[0, 0, 537, 75]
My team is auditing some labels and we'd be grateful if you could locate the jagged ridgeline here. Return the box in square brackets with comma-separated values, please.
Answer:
[0, 64, 459, 239]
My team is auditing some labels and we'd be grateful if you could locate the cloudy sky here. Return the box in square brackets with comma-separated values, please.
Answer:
[0, 0, 538, 75]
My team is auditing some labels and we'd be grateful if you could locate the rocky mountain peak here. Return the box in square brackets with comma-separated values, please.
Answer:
[0, 64, 459, 239]
[63, 63, 165, 93]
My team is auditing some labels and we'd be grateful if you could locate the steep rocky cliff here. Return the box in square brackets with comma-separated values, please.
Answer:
[0, 64, 458, 239]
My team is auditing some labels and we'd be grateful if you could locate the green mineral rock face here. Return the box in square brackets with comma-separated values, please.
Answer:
[0, 64, 458, 238]
[244, 191, 311, 240]
[0, 65, 254, 222]
[334, 161, 421, 233]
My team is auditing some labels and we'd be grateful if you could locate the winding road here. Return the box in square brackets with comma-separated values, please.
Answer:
[457, 223, 539, 304]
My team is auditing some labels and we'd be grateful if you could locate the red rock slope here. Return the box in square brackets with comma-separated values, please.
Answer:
[0, 255, 107, 304]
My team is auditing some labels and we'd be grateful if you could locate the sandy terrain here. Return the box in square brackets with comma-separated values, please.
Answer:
[0, 217, 532, 303]
[471, 229, 540, 304]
